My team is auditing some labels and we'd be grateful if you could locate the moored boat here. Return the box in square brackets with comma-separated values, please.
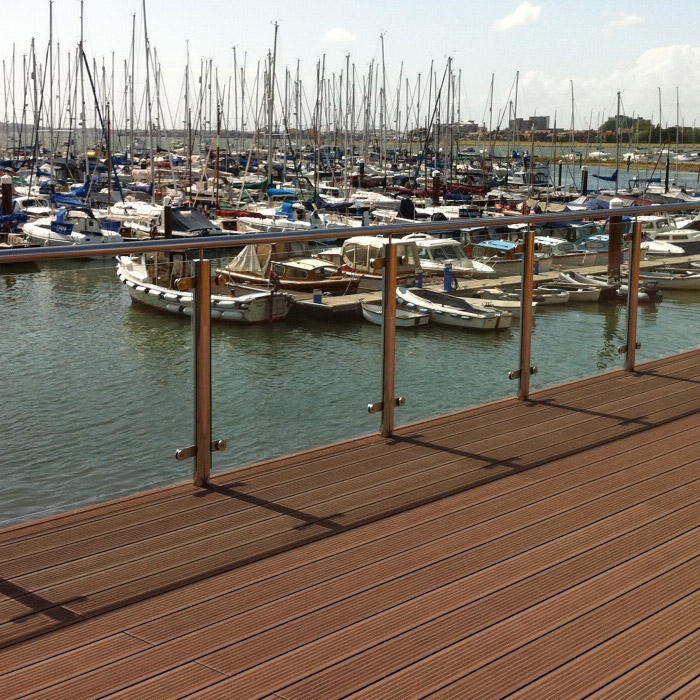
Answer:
[360, 299, 430, 327]
[396, 286, 512, 330]
[117, 254, 294, 323]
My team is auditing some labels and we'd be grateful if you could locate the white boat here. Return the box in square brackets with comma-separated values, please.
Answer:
[117, 254, 294, 323]
[638, 270, 700, 290]
[640, 239, 685, 258]
[341, 236, 422, 289]
[23, 207, 123, 247]
[563, 270, 661, 303]
[396, 286, 512, 330]
[360, 300, 430, 327]
[468, 239, 552, 277]
[533, 236, 604, 269]
[527, 288, 570, 305]
[536, 283, 601, 302]
[467, 288, 538, 319]
[404, 235, 496, 279]
[558, 271, 620, 301]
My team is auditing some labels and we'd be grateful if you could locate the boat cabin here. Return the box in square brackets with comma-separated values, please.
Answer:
[341, 235, 421, 288]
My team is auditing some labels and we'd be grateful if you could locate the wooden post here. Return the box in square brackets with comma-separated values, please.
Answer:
[431, 170, 441, 206]
[163, 203, 173, 239]
[1, 175, 13, 234]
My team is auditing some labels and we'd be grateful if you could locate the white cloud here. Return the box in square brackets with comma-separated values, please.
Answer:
[493, 2, 542, 31]
[511, 46, 700, 128]
[604, 14, 643, 36]
[322, 28, 356, 43]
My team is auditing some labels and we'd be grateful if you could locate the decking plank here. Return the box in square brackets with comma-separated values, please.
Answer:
[16, 464, 699, 697]
[6, 373, 700, 602]
[1, 350, 699, 699]
[3, 351, 696, 556]
[4, 411, 697, 671]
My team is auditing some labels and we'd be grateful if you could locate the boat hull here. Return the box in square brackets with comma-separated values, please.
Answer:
[117, 260, 293, 323]
[360, 300, 430, 327]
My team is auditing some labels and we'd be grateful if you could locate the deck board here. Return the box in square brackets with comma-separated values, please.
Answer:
[2, 349, 700, 698]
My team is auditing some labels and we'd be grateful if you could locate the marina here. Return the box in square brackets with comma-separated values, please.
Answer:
[3, 2, 700, 697]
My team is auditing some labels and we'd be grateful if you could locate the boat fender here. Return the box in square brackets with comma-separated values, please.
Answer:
[211, 309, 222, 319]
[215, 273, 228, 285]
[450, 276, 459, 291]
[221, 310, 244, 321]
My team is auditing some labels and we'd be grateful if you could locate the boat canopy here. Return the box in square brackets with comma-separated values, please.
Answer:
[472, 239, 518, 252]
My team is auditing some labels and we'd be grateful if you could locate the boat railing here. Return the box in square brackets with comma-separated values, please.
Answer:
[1, 200, 698, 487]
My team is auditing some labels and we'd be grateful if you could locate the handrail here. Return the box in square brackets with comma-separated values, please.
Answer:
[1, 201, 698, 262]
[3, 199, 697, 486]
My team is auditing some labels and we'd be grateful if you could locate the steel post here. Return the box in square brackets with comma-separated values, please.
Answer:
[518, 224, 536, 400]
[193, 258, 212, 486]
[381, 242, 398, 437]
[624, 221, 642, 372]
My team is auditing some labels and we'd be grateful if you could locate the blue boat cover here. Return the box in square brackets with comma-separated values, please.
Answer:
[51, 193, 86, 207]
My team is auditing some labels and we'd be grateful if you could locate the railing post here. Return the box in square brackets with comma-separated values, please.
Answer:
[380, 242, 398, 437]
[514, 223, 536, 400]
[624, 220, 642, 372]
[193, 258, 212, 486]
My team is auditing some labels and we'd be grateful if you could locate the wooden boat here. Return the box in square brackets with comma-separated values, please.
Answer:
[360, 300, 430, 327]
[220, 244, 359, 295]
[396, 286, 512, 330]
[117, 254, 294, 323]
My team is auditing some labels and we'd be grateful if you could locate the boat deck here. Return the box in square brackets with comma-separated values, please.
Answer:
[3, 348, 700, 698]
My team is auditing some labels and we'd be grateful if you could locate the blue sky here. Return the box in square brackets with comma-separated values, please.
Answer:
[4, 0, 700, 133]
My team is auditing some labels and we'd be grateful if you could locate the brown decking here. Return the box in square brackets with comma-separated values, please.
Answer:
[2, 349, 700, 698]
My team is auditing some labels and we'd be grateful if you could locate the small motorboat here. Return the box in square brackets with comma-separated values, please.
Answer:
[467, 288, 538, 319]
[536, 283, 601, 302]
[558, 271, 619, 301]
[360, 299, 430, 327]
[397, 286, 512, 330]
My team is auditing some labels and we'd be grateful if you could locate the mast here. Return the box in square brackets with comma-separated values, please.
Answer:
[129, 13, 135, 164]
[142, 0, 154, 201]
[79, 1, 88, 183]
[615, 91, 621, 194]
[658, 86, 662, 150]
[267, 21, 278, 199]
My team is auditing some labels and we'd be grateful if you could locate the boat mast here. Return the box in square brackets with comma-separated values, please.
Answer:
[658, 86, 662, 151]
[79, 1, 88, 184]
[615, 91, 621, 195]
[267, 21, 278, 201]
[142, 0, 154, 202]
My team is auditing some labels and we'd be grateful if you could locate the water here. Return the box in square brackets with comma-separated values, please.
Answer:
[1, 260, 697, 526]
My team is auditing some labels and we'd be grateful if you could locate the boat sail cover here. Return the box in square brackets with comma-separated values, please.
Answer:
[591, 170, 618, 182]
[226, 245, 267, 275]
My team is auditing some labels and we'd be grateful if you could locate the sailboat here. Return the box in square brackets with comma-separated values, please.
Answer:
[218, 243, 359, 295]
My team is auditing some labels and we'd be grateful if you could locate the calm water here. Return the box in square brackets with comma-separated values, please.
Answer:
[1, 259, 698, 525]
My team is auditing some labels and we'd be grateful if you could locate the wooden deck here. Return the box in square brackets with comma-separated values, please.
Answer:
[2, 348, 700, 698]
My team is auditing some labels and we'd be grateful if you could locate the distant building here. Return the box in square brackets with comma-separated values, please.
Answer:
[509, 116, 550, 132]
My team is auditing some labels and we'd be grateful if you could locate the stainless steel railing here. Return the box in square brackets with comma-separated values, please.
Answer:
[2, 201, 698, 484]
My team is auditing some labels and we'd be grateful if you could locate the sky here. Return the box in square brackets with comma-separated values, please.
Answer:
[3, 0, 700, 135]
